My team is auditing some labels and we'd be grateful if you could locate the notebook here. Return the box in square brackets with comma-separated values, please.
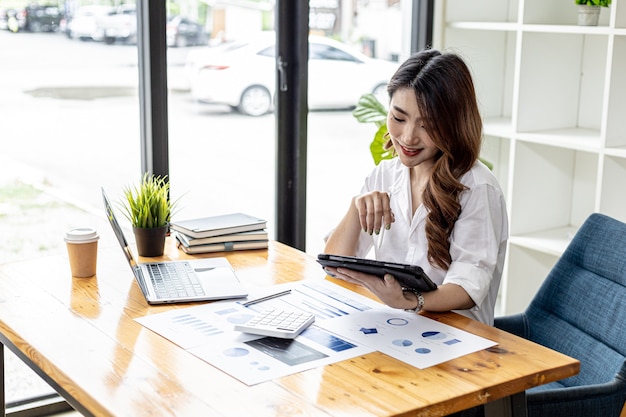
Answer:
[102, 188, 248, 304]
[170, 213, 267, 239]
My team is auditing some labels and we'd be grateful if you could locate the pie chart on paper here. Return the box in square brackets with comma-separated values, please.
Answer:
[421, 331, 446, 340]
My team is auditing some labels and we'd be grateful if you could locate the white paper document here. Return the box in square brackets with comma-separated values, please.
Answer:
[315, 306, 497, 369]
[136, 279, 497, 385]
[136, 279, 379, 385]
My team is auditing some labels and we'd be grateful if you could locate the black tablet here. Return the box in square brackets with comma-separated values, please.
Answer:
[317, 254, 437, 292]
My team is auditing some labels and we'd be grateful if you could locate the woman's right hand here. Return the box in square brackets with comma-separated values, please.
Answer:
[354, 191, 394, 235]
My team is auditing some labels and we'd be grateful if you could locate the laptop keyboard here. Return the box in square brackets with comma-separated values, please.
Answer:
[146, 262, 206, 299]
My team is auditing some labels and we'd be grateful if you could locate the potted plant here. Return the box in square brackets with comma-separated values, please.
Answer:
[120, 172, 180, 256]
[352, 93, 394, 165]
[575, 0, 611, 26]
[352, 93, 493, 169]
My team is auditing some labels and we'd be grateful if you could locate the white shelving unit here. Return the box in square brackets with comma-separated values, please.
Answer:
[433, 0, 626, 314]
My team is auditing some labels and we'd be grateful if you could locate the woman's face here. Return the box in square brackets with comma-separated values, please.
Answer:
[386, 88, 439, 169]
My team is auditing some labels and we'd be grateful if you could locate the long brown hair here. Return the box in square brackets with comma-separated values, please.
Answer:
[386, 49, 482, 270]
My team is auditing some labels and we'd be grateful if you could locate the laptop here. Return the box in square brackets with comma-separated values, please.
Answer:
[102, 188, 248, 304]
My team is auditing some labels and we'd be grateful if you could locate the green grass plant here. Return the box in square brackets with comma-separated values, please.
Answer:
[120, 173, 180, 229]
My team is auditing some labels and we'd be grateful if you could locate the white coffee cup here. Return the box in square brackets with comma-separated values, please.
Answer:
[65, 227, 99, 277]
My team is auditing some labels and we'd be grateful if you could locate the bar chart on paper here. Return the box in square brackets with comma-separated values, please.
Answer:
[135, 280, 382, 384]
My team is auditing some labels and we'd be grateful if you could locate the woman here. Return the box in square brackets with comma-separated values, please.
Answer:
[324, 49, 508, 325]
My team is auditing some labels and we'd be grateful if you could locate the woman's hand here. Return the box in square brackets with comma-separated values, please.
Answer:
[323, 266, 476, 312]
[324, 266, 416, 310]
[354, 191, 395, 235]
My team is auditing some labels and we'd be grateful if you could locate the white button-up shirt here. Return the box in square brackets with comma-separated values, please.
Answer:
[353, 158, 509, 325]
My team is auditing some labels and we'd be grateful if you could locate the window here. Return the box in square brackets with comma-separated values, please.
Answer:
[0, 0, 416, 411]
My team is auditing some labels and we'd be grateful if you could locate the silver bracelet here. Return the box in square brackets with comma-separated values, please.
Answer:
[402, 287, 424, 312]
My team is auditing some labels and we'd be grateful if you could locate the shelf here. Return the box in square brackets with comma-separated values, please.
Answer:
[447, 22, 618, 34]
[437, 0, 622, 314]
[446, 22, 624, 36]
[509, 225, 577, 257]
[447, 21, 518, 31]
[522, 24, 612, 34]
[604, 146, 626, 158]
[516, 127, 602, 152]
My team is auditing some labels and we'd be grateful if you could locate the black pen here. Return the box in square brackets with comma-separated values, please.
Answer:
[242, 289, 292, 307]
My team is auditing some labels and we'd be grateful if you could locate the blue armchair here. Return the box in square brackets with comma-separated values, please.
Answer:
[494, 213, 626, 417]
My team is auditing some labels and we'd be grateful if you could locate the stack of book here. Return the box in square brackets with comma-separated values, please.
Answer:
[171, 212, 268, 254]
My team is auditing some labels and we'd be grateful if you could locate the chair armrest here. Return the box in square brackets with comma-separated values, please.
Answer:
[494, 313, 529, 339]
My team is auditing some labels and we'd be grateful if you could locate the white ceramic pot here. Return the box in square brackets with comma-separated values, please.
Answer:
[578, 4, 601, 26]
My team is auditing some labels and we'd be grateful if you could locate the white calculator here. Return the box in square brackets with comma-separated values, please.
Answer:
[234, 309, 315, 339]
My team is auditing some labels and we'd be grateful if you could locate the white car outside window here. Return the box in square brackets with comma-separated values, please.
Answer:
[185, 32, 397, 116]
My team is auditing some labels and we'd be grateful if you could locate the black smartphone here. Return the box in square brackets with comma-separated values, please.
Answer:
[317, 254, 437, 292]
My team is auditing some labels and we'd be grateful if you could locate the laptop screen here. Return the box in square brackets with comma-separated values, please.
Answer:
[102, 188, 139, 271]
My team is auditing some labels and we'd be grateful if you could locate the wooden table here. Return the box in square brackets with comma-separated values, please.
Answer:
[0, 238, 579, 417]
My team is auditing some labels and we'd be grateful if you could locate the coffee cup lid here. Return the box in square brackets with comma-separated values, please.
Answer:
[65, 227, 100, 244]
